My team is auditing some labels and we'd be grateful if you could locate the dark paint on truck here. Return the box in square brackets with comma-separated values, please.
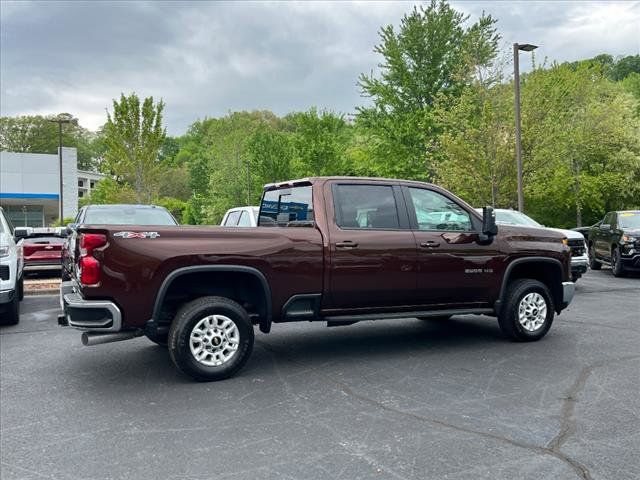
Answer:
[61, 177, 574, 381]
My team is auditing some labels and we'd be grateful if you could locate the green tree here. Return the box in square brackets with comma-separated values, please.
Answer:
[102, 93, 166, 203]
[356, 0, 499, 180]
[285, 108, 351, 177]
[0, 114, 102, 170]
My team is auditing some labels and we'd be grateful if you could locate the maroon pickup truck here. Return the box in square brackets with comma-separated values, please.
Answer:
[59, 177, 575, 381]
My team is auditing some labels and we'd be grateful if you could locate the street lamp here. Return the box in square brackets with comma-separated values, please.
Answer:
[48, 115, 76, 221]
[513, 42, 538, 212]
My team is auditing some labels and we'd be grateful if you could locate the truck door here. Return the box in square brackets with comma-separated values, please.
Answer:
[326, 182, 417, 310]
[402, 186, 500, 306]
[596, 212, 615, 259]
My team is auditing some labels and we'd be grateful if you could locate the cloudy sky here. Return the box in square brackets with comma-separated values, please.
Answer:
[1, 1, 638, 134]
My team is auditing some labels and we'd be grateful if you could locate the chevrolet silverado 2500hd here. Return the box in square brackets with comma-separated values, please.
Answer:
[59, 177, 575, 381]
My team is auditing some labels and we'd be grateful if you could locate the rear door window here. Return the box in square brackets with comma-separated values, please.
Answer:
[333, 184, 400, 230]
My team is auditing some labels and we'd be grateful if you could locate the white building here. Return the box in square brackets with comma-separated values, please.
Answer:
[0, 148, 106, 227]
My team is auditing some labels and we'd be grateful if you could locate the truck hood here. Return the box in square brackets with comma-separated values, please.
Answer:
[0, 231, 11, 249]
[544, 227, 584, 241]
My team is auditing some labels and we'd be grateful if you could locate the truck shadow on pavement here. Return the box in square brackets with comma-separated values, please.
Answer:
[69, 316, 512, 388]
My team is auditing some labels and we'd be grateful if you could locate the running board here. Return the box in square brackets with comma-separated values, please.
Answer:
[323, 308, 494, 324]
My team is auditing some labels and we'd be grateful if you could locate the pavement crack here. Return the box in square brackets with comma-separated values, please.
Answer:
[257, 343, 640, 480]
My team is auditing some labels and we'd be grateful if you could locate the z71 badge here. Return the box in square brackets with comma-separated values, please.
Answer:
[114, 231, 161, 239]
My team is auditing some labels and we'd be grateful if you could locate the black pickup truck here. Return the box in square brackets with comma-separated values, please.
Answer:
[587, 210, 640, 276]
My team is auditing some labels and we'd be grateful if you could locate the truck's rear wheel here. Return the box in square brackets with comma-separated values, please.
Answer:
[498, 279, 554, 342]
[168, 296, 254, 381]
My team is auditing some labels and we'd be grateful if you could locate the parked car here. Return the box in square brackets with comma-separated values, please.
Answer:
[475, 208, 588, 282]
[59, 177, 575, 381]
[0, 207, 24, 325]
[14, 227, 66, 274]
[62, 204, 178, 281]
[220, 206, 260, 227]
[572, 224, 595, 237]
[587, 210, 640, 277]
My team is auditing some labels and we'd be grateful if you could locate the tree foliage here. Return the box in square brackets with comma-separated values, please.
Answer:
[356, 0, 499, 180]
[102, 93, 166, 203]
[0, 114, 102, 169]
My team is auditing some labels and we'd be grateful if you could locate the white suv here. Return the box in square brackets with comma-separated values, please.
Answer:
[0, 207, 24, 325]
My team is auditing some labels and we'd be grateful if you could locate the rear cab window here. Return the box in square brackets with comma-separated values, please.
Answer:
[259, 184, 314, 226]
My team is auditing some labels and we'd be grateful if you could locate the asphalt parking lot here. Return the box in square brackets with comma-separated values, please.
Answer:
[1, 270, 638, 480]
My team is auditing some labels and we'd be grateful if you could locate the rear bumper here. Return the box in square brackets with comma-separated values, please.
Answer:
[562, 281, 575, 309]
[24, 263, 62, 272]
[59, 280, 122, 332]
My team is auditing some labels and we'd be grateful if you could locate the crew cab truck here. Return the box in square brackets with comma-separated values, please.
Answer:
[59, 177, 575, 381]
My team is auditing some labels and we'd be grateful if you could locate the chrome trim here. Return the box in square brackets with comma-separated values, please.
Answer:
[63, 292, 122, 332]
[59, 280, 76, 310]
[562, 282, 575, 306]
[24, 264, 62, 271]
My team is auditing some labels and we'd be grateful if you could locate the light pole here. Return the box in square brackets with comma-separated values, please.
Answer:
[48, 115, 75, 221]
[513, 42, 538, 212]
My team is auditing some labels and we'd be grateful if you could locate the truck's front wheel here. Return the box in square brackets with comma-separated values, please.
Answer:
[498, 279, 554, 342]
[168, 296, 254, 381]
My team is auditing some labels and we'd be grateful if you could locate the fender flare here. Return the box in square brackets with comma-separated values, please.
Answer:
[495, 257, 564, 315]
[151, 265, 273, 332]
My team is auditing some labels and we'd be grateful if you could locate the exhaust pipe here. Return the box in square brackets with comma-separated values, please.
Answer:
[81, 330, 142, 346]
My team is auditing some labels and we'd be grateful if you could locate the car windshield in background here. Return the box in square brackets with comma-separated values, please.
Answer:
[619, 212, 640, 229]
[259, 185, 314, 226]
[83, 207, 177, 225]
[494, 210, 542, 227]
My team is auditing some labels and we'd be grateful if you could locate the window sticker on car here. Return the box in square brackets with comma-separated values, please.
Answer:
[113, 231, 160, 239]
[620, 213, 637, 217]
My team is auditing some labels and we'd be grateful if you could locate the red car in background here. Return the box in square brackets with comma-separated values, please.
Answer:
[15, 227, 66, 274]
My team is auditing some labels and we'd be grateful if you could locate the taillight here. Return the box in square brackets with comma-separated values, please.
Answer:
[79, 233, 107, 286]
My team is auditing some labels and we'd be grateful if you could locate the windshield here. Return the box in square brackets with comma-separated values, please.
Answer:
[494, 210, 542, 227]
[259, 185, 314, 226]
[83, 207, 177, 225]
[618, 212, 640, 229]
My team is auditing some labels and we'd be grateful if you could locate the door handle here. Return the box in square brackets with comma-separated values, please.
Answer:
[336, 241, 359, 249]
[420, 241, 440, 248]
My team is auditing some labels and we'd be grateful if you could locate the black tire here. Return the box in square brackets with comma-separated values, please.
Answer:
[145, 331, 168, 346]
[589, 244, 601, 270]
[571, 273, 580, 283]
[168, 296, 254, 381]
[17, 276, 24, 301]
[611, 248, 625, 277]
[498, 279, 554, 342]
[0, 292, 20, 326]
[417, 315, 452, 321]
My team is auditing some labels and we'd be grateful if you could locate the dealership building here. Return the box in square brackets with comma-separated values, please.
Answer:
[0, 148, 105, 227]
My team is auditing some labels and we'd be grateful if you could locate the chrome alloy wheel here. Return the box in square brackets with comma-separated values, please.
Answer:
[189, 315, 240, 366]
[517, 292, 548, 332]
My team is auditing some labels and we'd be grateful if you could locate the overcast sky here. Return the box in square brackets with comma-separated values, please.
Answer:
[1, 1, 638, 134]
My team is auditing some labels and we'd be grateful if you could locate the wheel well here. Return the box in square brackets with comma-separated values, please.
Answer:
[503, 261, 563, 313]
[154, 270, 270, 328]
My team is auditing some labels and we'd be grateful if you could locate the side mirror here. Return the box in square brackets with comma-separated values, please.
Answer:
[13, 227, 29, 242]
[482, 206, 498, 236]
[66, 223, 78, 235]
